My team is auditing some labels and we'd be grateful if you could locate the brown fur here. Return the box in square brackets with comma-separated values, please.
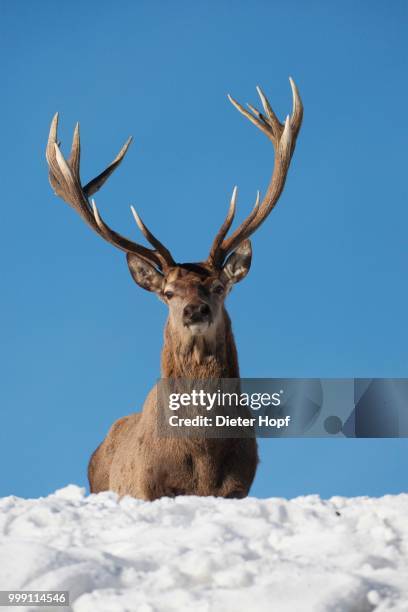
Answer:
[89, 266, 258, 500]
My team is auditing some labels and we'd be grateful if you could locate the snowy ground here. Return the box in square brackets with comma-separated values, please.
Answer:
[0, 487, 407, 612]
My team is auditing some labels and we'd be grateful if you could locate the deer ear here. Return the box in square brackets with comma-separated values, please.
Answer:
[126, 253, 164, 293]
[220, 239, 252, 286]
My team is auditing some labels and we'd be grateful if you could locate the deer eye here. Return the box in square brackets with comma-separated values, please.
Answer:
[212, 284, 224, 295]
[164, 290, 174, 300]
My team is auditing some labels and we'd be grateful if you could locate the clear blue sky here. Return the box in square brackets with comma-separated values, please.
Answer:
[1, 1, 407, 499]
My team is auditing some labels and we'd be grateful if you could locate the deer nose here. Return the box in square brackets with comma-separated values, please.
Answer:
[183, 302, 211, 324]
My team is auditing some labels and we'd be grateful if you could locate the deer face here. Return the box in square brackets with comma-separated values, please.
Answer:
[126, 240, 252, 336]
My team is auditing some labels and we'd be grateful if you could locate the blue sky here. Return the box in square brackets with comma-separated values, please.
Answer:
[1, 0, 407, 499]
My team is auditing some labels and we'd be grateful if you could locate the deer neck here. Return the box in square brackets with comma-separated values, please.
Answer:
[161, 309, 239, 378]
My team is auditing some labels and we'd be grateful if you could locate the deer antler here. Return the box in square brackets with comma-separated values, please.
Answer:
[46, 113, 175, 272]
[208, 78, 303, 268]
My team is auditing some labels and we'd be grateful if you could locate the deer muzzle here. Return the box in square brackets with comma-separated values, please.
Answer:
[183, 301, 212, 330]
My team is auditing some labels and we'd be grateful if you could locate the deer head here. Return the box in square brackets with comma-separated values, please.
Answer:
[46, 79, 303, 340]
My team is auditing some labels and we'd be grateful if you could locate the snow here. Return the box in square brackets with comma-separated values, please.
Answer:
[0, 486, 407, 612]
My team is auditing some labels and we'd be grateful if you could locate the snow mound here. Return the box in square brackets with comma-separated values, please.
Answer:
[0, 486, 407, 611]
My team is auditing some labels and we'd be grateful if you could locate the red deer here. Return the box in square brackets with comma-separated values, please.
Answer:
[46, 79, 303, 500]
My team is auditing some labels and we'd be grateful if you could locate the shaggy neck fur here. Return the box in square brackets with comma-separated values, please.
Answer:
[161, 308, 239, 378]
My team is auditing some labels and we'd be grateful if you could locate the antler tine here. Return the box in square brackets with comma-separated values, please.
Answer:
[208, 78, 303, 265]
[68, 122, 81, 179]
[47, 113, 76, 205]
[289, 76, 303, 135]
[46, 114, 175, 272]
[130, 206, 175, 267]
[92, 200, 164, 269]
[46, 112, 59, 166]
[227, 94, 272, 141]
[255, 85, 282, 140]
[84, 136, 133, 197]
[209, 189, 260, 267]
[208, 186, 237, 264]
